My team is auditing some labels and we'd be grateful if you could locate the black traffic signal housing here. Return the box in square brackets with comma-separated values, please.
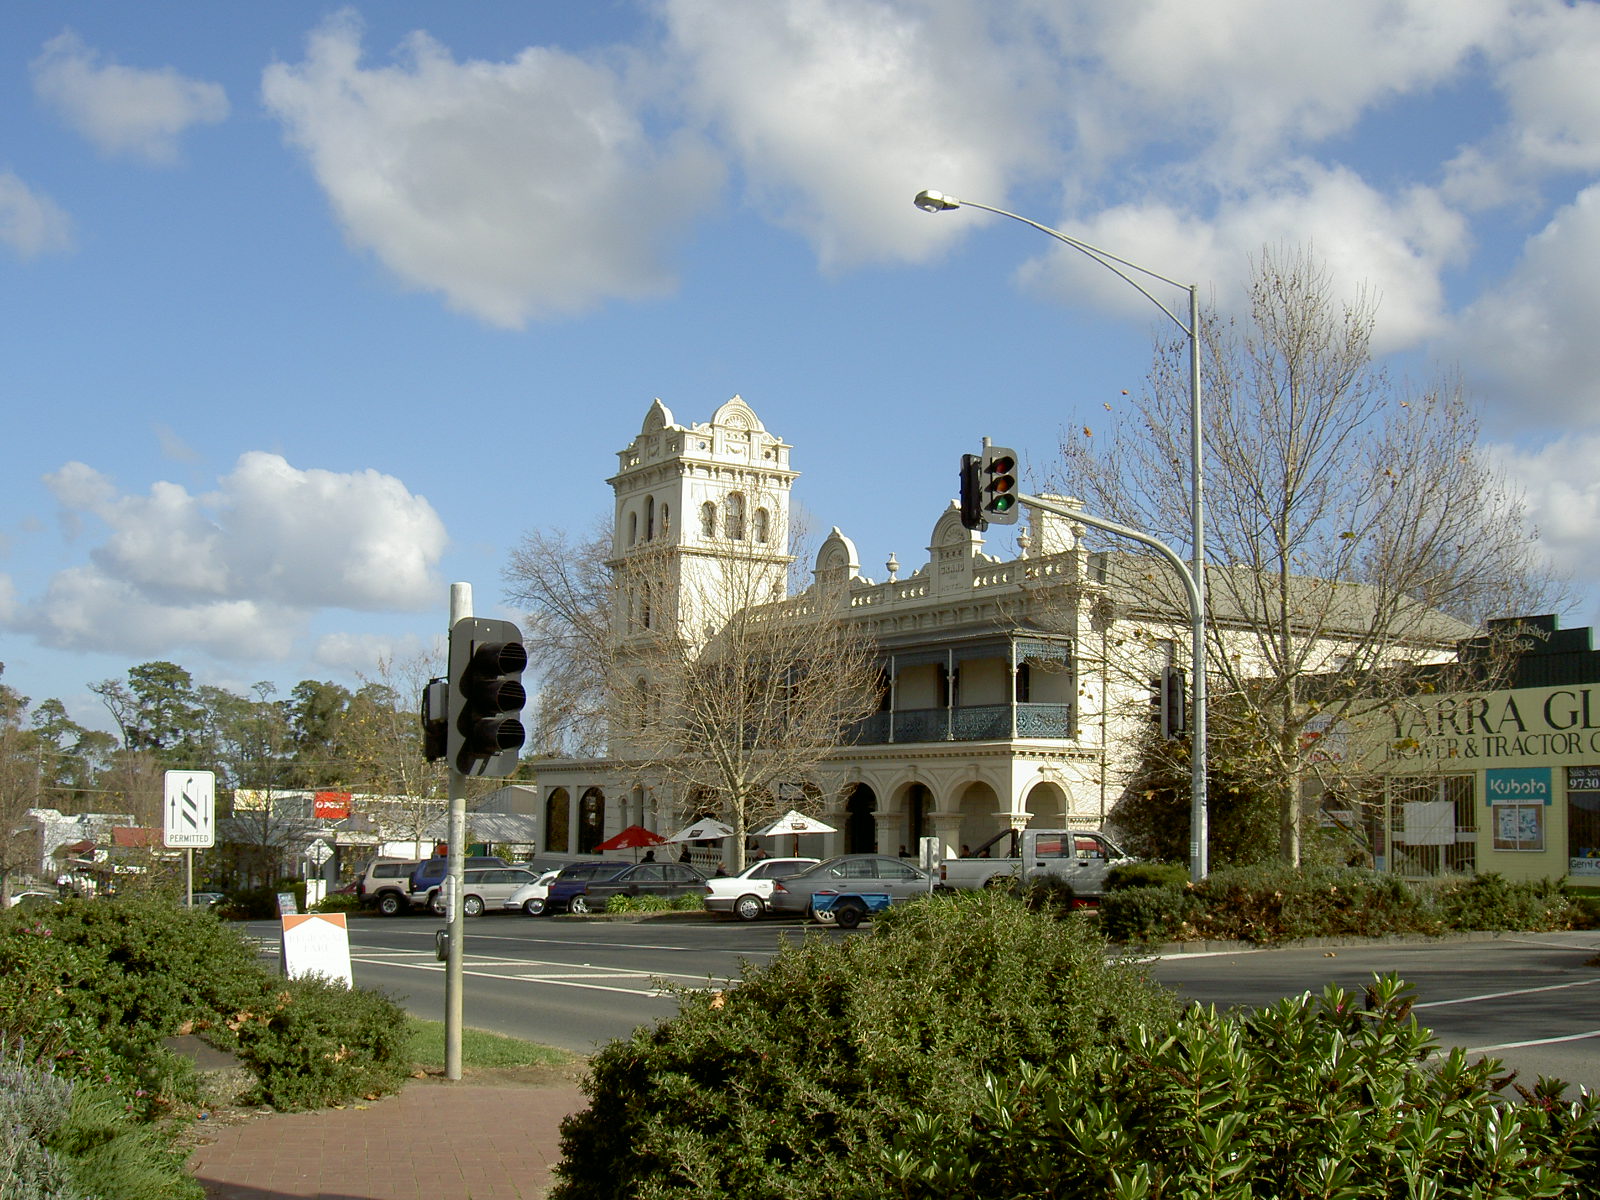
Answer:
[447, 617, 528, 777]
[980, 444, 1019, 525]
[1157, 665, 1187, 739]
[959, 453, 987, 531]
[420, 677, 448, 762]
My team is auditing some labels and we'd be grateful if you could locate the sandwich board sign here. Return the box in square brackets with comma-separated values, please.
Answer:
[280, 913, 353, 987]
[163, 770, 216, 849]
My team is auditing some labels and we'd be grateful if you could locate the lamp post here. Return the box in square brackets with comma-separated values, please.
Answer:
[914, 189, 1209, 881]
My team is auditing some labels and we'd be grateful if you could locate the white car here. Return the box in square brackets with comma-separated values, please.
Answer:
[505, 868, 563, 916]
[703, 858, 819, 922]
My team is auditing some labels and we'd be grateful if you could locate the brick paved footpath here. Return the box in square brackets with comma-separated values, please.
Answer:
[187, 1080, 589, 1200]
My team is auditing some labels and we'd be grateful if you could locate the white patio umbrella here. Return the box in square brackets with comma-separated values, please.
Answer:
[665, 818, 736, 842]
[751, 809, 837, 857]
[750, 809, 837, 837]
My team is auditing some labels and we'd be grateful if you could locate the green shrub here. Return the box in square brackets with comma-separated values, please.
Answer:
[876, 974, 1600, 1198]
[311, 893, 363, 914]
[1440, 873, 1576, 931]
[603, 892, 704, 914]
[227, 974, 411, 1110]
[226, 882, 305, 920]
[1098, 883, 1199, 943]
[51, 1079, 203, 1200]
[0, 1047, 87, 1200]
[553, 891, 1176, 1200]
[0, 896, 267, 1098]
[1105, 861, 1190, 891]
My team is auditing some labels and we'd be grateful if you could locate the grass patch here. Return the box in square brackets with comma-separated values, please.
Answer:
[404, 1017, 572, 1071]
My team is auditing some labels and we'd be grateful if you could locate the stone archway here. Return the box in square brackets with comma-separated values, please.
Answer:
[954, 781, 1003, 855]
[1024, 780, 1069, 828]
[577, 787, 606, 854]
[844, 784, 877, 853]
[544, 788, 570, 854]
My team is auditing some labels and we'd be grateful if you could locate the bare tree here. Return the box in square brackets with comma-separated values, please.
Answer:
[609, 544, 881, 873]
[1058, 246, 1559, 866]
[507, 502, 883, 873]
[503, 524, 614, 757]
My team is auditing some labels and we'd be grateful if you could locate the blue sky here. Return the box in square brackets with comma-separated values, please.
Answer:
[5, 1, 1600, 732]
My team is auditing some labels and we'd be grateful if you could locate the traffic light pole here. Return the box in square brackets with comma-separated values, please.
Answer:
[1015, 492, 1209, 882]
[445, 581, 471, 1081]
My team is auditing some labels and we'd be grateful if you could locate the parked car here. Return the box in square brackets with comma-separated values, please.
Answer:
[180, 891, 227, 910]
[6, 890, 59, 910]
[358, 858, 420, 916]
[543, 861, 633, 914]
[766, 854, 934, 924]
[428, 866, 546, 917]
[703, 857, 819, 921]
[543, 860, 708, 915]
[408, 856, 509, 910]
[579, 861, 710, 912]
[505, 868, 563, 916]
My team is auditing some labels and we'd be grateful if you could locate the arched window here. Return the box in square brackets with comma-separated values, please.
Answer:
[641, 581, 652, 629]
[700, 501, 716, 538]
[660, 503, 670, 537]
[627, 512, 638, 545]
[753, 507, 770, 544]
[645, 496, 655, 540]
[544, 789, 570, 854]
[725, 492, 746, 541]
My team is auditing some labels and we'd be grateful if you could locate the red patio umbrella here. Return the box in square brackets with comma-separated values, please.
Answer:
[593, 824, 670, 861]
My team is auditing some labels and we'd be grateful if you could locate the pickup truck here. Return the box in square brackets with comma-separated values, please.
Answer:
[935, 828, 1133, 899]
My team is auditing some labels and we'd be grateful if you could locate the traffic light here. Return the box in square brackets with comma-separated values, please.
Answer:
[959, 453, 986, 531]
[447, 617, 528, 777]
[980, 444, 1019, 525]
[420, 677, 448, 762]
[1158, 665, 1187, 739]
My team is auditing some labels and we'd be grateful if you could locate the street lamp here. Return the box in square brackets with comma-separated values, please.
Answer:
[915, 188, 1209, 881]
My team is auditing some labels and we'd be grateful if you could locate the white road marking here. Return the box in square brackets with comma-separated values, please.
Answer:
[1462, 1029, 1600, 1054]
[1414, 977, 1600, 1009]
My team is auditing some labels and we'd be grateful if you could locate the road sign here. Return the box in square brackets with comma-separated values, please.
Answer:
[307, 839, 333, 867]
[163, 770, 216, 848]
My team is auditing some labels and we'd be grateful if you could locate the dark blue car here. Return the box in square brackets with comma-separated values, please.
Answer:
[544, 861, 632, 914]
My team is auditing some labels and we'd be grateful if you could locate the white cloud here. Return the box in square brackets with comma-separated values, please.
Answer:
[15, 453, 445, 660]
[1053, 0, 1506, 172]
[261, 11, 722, 326]
[0, 171, 73, 258]
[1448, 184, 1600, 426]
[1022, 163, 1467, 353]
[31, 30, 229, 164]
[1492, 1, 1600, 174]
[313, 630, 442, 677]
[1490, 434, 1600, 588]
[661, 0, 1054, 269]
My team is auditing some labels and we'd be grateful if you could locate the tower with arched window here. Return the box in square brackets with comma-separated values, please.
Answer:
[608, 395, 797, 650]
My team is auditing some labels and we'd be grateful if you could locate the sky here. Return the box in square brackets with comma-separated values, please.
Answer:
[5, 0, 1600, 734]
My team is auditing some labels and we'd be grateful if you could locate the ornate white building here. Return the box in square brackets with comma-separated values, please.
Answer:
[527, 395, 1470, 864]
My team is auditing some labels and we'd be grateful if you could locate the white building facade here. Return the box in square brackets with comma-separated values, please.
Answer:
[531, 395, 1466, 866]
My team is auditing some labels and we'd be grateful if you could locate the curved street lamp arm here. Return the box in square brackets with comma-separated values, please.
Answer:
[916, 192, 1194, 337]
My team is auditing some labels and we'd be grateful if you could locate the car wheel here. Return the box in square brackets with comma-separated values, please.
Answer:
[378, 893, 403, 917]
[523, 897, 546, 916]
[570, 895, 592, 915]
[810, 904, 837, 924]
[734, 893, 764, 922]
[833, 901, 867, 930]
[463, 895, 484, 918]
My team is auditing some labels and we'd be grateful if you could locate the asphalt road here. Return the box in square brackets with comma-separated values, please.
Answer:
[247, 914, 1600, 1090]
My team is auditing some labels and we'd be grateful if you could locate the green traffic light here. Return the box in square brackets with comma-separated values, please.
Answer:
[992, 494, 1015, 512]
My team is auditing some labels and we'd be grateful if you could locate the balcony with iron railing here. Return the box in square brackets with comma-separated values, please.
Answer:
[847, 701, 1074, 745]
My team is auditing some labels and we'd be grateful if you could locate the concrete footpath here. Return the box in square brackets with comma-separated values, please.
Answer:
[186, 1077, 589, 1200]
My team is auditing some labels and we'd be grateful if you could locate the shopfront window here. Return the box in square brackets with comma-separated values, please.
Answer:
[1566, 766, 1600, 879]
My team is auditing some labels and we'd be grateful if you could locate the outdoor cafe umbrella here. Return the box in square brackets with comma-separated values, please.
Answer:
[593, 824, 669, 862]
[751, 809, 837, 857]
[665, 818, 736, 842]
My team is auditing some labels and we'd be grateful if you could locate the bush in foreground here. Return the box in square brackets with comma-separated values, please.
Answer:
[881, 975, 1600, 1198]
[553, 892, 1176, 1200]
